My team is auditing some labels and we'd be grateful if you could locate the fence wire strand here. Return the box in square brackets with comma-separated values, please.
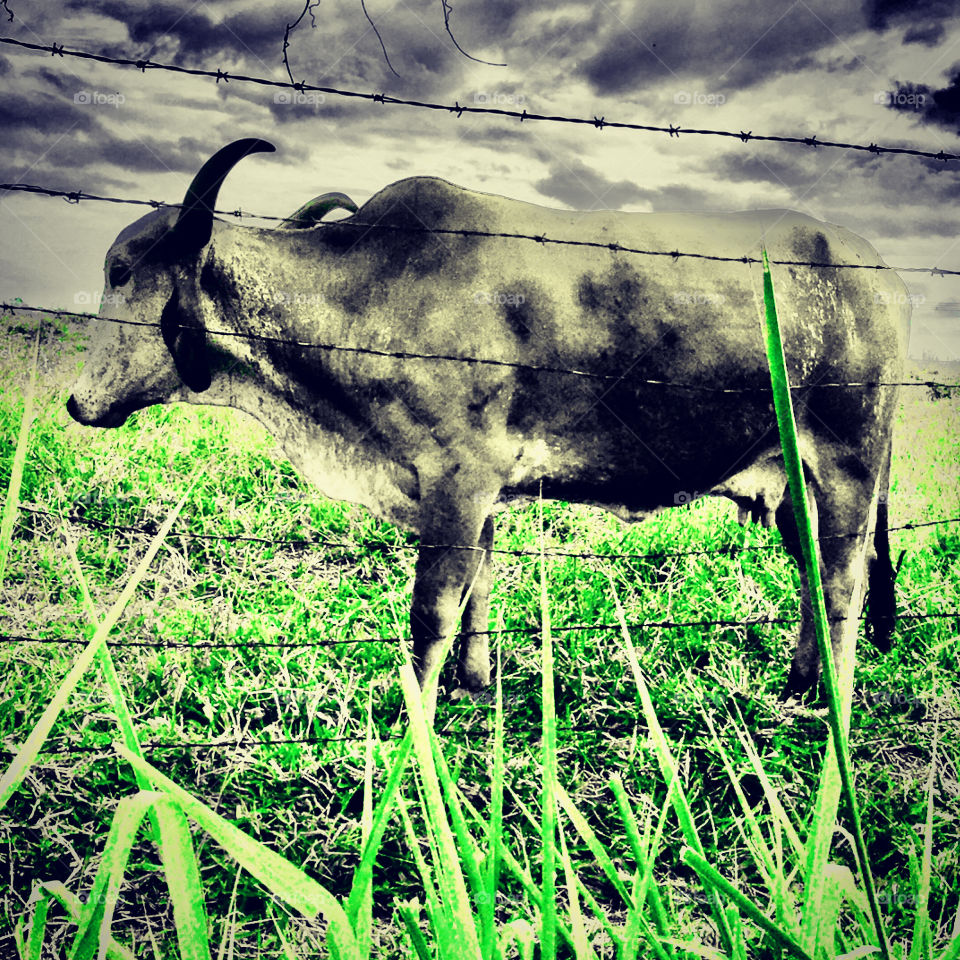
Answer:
[13, 503, 960, 564]
[2, 36, 959, 163]
[1, 609, 956, 652]
[3, 182, 960, 279]
[4, 302, 958, 393]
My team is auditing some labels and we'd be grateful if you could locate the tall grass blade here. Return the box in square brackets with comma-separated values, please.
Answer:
[397, 900, 433, 960]
[681, 847, 811, 960]
[22, 883, 51, 960]
[395, 790, 448, 954]
[0, 325, 39, 586]
[346, 734, 413, 928]
[69, 792, 157, 960]
[481, 632, 505, 960]
[457, 786, 579, 954]
[538, 493, 558, 960]
[428, 726, 484, 896]
[909, 706, 939, 960]
[609, 774, 674, 951]
[0, 473, 199, 810]
[20, 881, 134, 960]
[397, 654, 482, 957]
[60, 527, 160, 842]
[556, 819, 593, 960]
[759, 249, 889, 959]
[554, 781, 669, 960]
[113, 744, 361, 959]
[607, 578, 736, 956]
[355, 689, 375, 960]
[153, 797, 214, 960]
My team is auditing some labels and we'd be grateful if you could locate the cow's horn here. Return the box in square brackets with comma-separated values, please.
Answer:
[282, 192, 359, 229]
[171, 138, 276, 253]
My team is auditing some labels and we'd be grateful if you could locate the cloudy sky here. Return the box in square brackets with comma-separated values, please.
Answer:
[1, 0, 960, 358]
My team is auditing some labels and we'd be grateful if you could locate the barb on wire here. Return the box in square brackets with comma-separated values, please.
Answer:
[1, 36, 958, 162]
[4, 302, 959, 394]
[3, 180, 960, 279]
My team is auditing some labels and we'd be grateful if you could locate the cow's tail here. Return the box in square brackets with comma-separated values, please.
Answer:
[865, 443, 901, 651]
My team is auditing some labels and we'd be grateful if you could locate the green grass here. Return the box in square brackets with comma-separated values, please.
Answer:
[1, 312, 959, 958]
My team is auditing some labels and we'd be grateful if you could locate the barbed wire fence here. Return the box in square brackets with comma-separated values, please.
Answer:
[0, 30, 958, 764]
[3, 36, 960, 162]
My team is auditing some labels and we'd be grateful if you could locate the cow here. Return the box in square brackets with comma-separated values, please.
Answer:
[66, 138, 908, 702]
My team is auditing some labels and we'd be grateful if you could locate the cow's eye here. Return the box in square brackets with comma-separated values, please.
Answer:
[109, 261, 132, 288]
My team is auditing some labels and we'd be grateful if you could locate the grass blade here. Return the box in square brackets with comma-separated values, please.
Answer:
[538, 493, 558, 960]
[0, 325, 39, 585]
[681, 847, 812, 960]
[481, 632, 505, 960]
[607, 576, 736, 955]
[760, 249, 889, 959]
[153, 797, 214, 960]
[69, 792, 157, 960]
[0, 472, 199, 811]
[397, 653, 482, 957]
[20, 881, 134, 960]
[113, 743, 361, 959]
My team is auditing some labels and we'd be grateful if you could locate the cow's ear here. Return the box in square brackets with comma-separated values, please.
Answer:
[160, 284, 211, 393]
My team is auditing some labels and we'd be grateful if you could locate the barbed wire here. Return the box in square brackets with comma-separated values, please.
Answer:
[3, 181, 960, 279]
[2, 37, 959, 163]
[4, 302, 957, 393]
[1, 609, 955, 652]
[14, 503, 960, 565]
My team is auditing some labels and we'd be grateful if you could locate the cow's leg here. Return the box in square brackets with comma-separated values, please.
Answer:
[865, 443, 896, 653]
[776, 491, 819, 700]
[779, 466, 877, 701]
[410, 486, 491, 692]
[457, 514, 494, 691]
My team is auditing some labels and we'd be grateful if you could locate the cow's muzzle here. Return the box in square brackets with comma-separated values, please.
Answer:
[67, 394, 136, 428]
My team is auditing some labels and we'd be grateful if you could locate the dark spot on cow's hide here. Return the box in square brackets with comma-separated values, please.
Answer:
[790, 227, 831, 266]
[576, 260, 648, 328]
[318, 177, 486, 317]
[200, 256, 240, 308]
[503, 297, 533, 342]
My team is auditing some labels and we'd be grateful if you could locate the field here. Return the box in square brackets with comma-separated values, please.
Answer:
[1, 312, 958, 958]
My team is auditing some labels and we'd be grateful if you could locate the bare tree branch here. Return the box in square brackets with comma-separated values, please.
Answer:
[440, 0, 506, 67]
[281, 0, 505, 84]
[360, 0, 401, 78]
[282, 0, 321, 87]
